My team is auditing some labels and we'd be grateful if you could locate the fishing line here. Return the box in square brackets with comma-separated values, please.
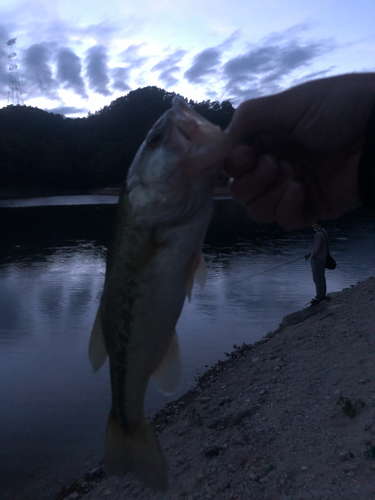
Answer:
[229, 256, 307, 283]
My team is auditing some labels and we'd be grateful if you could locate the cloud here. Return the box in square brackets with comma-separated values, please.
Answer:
[85, 45, 110, 96]
[223, 35, 335, 100]
[120, 43, 149, 68]
[23, 43, 58, 98]
[0, 12, 342, 116]
[0, 23, 10, 39]
[182, 31, 241, 85]
[80, 21, 120, 41]
[290, 68, 336, 86]
[158, 66, 180, 87]
[184, 47, 222, 83]
[57, 48, 87, 97]
[78, 18, 143, 43]
[152, 49, 186, 71]
[111, 67, 131, 91]
[220, 30, 242, 50]
[152, 49, 186, 86]
[114, 44, 151, 89]
[261, 23, 313, 45]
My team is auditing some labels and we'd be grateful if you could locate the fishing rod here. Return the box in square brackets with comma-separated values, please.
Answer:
[231, 256, 307, 282]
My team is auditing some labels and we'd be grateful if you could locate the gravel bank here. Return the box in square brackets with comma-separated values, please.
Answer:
[58, 277, 375, 500]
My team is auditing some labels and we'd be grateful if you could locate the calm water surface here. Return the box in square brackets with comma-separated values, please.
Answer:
[1, 198, 374, 498]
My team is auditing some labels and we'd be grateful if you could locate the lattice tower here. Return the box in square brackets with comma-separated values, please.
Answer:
[7, 38, 24, 106]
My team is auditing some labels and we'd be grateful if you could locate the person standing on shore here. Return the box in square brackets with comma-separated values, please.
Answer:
[305, 221, 328, 306]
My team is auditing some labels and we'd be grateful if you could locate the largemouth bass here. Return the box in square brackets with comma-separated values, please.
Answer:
[88, 97, 235, 490]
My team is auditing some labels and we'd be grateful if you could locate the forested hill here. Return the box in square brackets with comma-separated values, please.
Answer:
[0, 86, 235, 195]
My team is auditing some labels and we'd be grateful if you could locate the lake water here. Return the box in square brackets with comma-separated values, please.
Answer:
[1, 197, 374, 499]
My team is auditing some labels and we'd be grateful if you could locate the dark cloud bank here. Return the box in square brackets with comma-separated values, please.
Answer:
[182, 29, 335, 101]
[57, 48, 86, 97]
[1, 22, 335, 116]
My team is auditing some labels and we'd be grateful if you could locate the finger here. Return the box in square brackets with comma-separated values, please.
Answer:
[228, 155, 280, 205]
[274, 181, 315, 231]
[245, 180, 290, 224]
[223, 145, 256, 178]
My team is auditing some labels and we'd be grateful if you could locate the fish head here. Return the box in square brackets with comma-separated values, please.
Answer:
[126, 96, 235, 227]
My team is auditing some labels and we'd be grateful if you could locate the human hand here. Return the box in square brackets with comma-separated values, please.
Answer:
[225, 73, 375, 230]
[304, 253, 311, 260]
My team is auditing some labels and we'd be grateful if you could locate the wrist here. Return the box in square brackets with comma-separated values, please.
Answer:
[358, 102, 375, 209]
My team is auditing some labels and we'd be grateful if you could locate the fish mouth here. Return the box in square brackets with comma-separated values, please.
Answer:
[127, 96, 235, 228]
[170, 97, 212, 144]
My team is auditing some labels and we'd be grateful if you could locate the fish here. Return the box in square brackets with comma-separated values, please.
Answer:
[88, 96, 236, 490]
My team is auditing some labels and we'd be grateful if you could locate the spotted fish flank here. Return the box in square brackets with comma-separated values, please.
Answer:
[88, 97, 236, 490]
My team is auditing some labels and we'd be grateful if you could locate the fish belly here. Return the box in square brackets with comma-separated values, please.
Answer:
[102, 204, 212, 489]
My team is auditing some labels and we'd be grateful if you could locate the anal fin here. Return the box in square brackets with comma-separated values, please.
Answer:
[194, 253, 208, 288]
[151, 330, 181, 395]
[88, 307, 108, 373]
[185, 253, 208, 301]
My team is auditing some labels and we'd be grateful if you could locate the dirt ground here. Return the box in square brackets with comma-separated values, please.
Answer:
[58, 277, 375, 500]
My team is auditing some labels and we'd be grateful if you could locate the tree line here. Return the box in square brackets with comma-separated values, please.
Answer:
[0, 86, 235, 194]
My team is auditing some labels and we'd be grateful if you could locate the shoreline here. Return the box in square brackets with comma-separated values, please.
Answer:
[0, 186, 230, 202]
[56, 276, 375, 500]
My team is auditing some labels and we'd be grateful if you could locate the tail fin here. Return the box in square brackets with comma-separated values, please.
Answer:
[105, 413, 168, 491]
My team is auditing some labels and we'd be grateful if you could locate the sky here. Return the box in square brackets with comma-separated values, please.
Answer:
[0, 0, 374, 118]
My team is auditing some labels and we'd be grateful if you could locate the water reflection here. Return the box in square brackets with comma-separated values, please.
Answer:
[0, 199, 374, 499]
[0, 194, 119, 208]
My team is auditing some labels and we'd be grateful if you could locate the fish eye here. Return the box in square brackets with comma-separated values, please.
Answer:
[147, 131, 162, 147]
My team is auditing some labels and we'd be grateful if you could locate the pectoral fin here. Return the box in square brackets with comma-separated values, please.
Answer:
[185, 253, 208, 301]
[194, 253, 208, 288]
[151, 331, 181, 395]
[88, 307, 108, 373]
